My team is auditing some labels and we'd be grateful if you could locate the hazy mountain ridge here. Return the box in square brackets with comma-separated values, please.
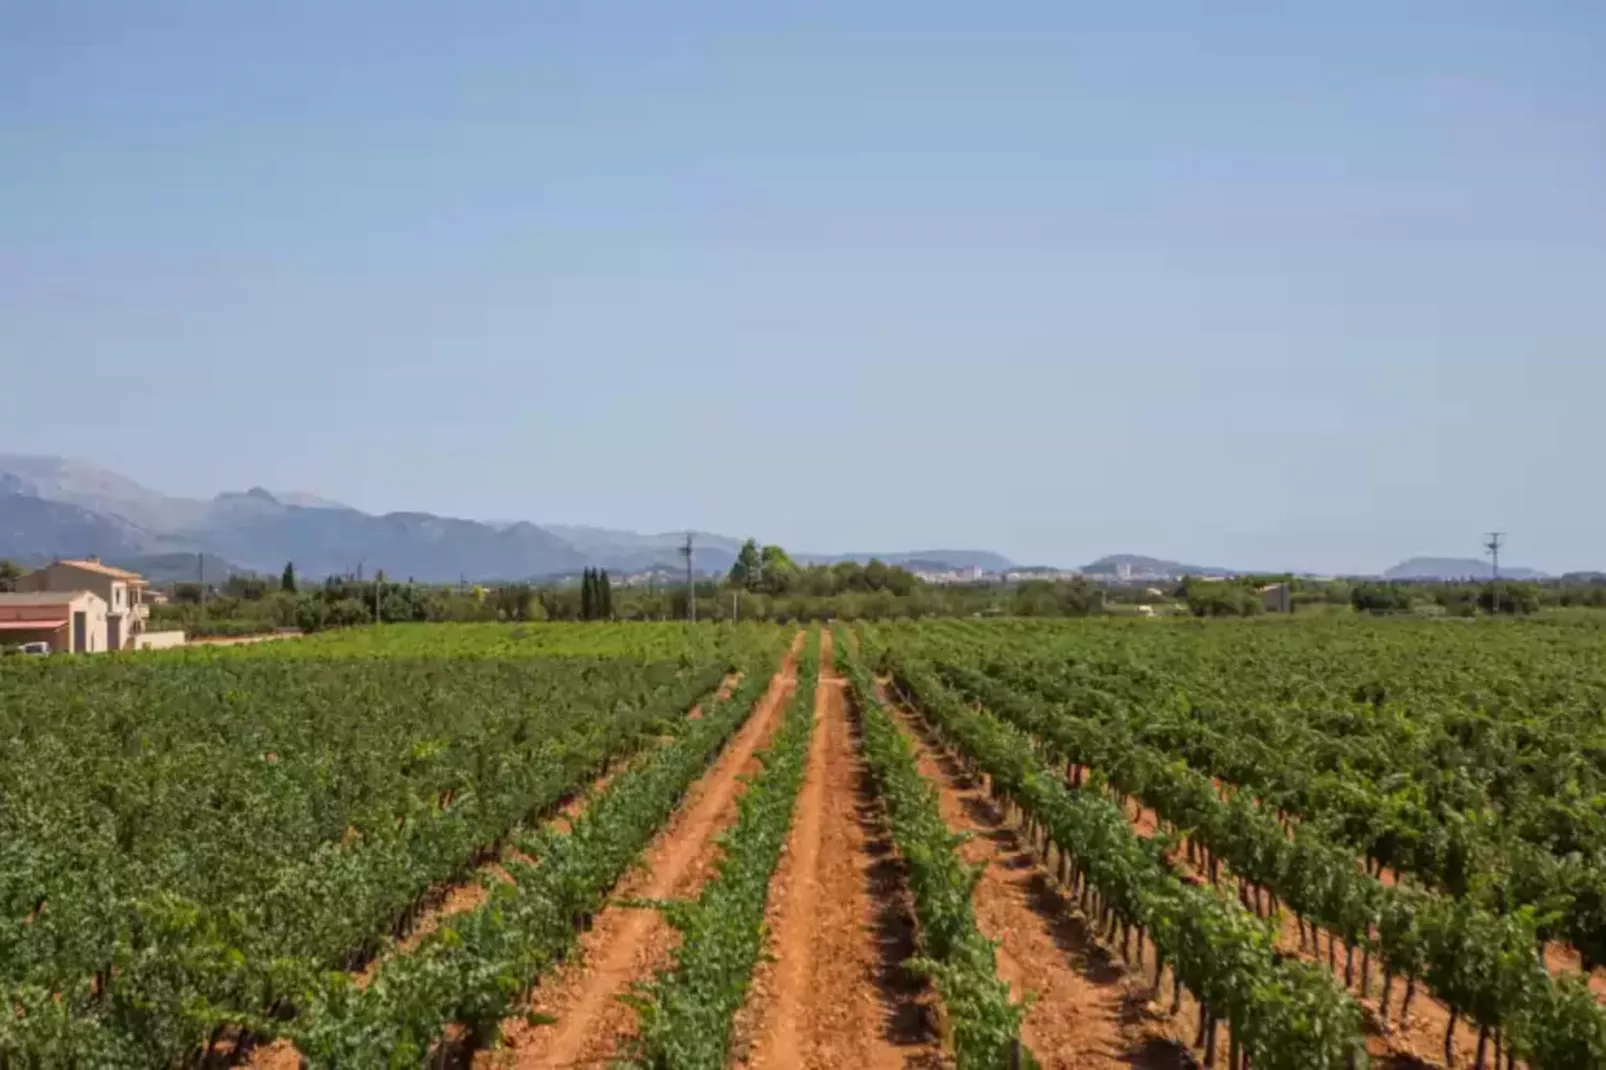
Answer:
[0, 456, 1011, 582]
[10, 456, 1562, 584]
[1080, 553, 1234, 578]
[0, 491, 159, 562]
[1382, 557, 1548, 582]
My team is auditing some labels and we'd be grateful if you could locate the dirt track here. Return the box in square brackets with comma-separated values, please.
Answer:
[733, 630, 941, 1070]
[485, 635, 803, 1068]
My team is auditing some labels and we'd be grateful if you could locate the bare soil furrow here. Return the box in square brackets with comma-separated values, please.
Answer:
[240, 673, 742, 1068]
[734, 630, 941, 1070]
[484, 637, 802, 1068]
[878, 683, 1187, 1070]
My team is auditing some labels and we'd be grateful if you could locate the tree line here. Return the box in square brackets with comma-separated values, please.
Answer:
[12, 547, 1603, 638]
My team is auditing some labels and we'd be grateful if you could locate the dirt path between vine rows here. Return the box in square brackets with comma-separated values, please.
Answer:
[732, 630, 942, 1070]
[239, 671, 743, 1070]
[483, 634, 804, 1068]
[364, 670, 747, 973]
[880, 685, 1189, 1070]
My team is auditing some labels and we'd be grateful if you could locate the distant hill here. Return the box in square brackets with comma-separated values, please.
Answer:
[542, 526, 745, 577]
[112, 552, 253, 585]
[1080, 554, 1233, 579]
[0, 454, 209, 532]
[274, 491, 347, 510]
[1383, 557, 1548, 582]
[1560, 571, 1606, 584]
[0, 489, 160, 561]
[0, 455, 1017, 583]
[796, 550, 1014, 572]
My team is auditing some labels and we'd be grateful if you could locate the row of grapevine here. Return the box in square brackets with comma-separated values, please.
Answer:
[920, 645, 1606, 1070]
[289, 654, 787, 1067]
[0, 623, 785, 1065]
[871, 638, 1369, 1070]
[621, 632, 823, 1068]
[835, 631, 1032, 1069]
[928, 616, 1606, 971]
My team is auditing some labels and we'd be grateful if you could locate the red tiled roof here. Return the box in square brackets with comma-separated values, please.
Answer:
[57, 559, 146, 582]
[0, 591, 91, 606]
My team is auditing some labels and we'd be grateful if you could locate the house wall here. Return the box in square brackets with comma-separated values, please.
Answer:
[0, 593, 107, 652]
[18, 564, 145, 647]
[0, 621, 68, 651]
[133, 630, 187, 651]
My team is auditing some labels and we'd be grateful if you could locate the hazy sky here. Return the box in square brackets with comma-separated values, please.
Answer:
[5, 2, 1603, 573]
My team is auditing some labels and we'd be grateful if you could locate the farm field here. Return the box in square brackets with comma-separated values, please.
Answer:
[3, 618, 1606, 1068]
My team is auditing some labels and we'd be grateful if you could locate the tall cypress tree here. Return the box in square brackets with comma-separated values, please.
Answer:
[599, 569, 613, 619]
[581, 568, 595, 621]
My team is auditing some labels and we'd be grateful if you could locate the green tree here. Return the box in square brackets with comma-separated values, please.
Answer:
[758, 544, 799, 593]
[599, 569, 613, 619]
[281, 561, 297, 593]
[581, 568, 595, 621]
[1351, 582, 1414, 614]
[223, 575, 271, 600]
[1479, 580, 1540, 615]
[1184, 578, 1264, 617]
[0, 559, 21, 593]
[729, 539, 762, 589]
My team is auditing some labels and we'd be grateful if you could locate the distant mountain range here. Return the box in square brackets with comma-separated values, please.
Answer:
[1, 456, 1581, 585]
[1080, 553, 1234, 579]
[0, 455, 1016, 583]
[1382, 557, 1548, 582]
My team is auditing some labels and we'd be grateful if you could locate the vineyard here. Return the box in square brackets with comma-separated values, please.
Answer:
[3, 617, 1605, 1068]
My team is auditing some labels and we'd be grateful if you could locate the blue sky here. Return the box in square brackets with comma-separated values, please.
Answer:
[4, 1, 1603, 573]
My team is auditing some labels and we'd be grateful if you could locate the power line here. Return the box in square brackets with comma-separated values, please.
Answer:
[1485, 532, 1505, 614]
[679, 532, 696, 623]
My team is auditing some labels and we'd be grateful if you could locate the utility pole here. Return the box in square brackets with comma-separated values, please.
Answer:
[1485, 532, 1505, 614]
[679, 532, 696, 623]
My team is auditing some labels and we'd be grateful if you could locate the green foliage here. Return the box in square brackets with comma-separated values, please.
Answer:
[880, 641, 1366, 1070]
[1011, 578, 1103, 617]
[1478, 580, 1541, 615]
[577, 568, 615, 621]
[622, 632, 821, 1068]
[1183, 578, 1265, 617]
[0, 623, 781, 1065]
[837, 633, 1031, 1069]
[728, 539, 763, 590]
[881, 617, 1606, 1069]
[291, 638, 789, 1067]
[728, 540, 804, 595]
[281, 561, 298, 593]
[1350, 582, 1414, 613]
